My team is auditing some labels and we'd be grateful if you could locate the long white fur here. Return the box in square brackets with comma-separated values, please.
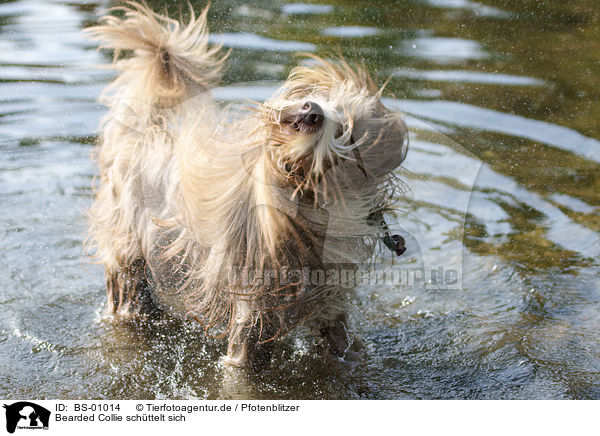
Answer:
[85, 2, 408, 367]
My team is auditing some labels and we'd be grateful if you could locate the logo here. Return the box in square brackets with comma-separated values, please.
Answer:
[3, 402, 50, 433]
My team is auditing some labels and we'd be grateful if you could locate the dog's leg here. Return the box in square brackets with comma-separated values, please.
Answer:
[219, 365, 259, 399]
[224, 301, 274, 372]
[319, 313, 363, 362]
[105, 258, 158, 317]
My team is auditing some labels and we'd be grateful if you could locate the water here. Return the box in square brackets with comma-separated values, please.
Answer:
[1, 0, 598, 399]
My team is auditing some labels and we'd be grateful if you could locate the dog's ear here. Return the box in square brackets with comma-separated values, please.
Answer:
[343, 115, 408, 181]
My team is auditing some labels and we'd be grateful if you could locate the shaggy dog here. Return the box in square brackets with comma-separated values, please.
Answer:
[86, 2, 408, 371]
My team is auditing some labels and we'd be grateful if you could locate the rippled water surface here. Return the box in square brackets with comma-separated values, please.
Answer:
[1, 0, 599, 399]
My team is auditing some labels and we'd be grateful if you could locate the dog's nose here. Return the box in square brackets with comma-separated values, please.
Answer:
[298, 101, 324, 129]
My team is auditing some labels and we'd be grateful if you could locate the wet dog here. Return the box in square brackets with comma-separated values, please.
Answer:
[86, 2, 408, 371]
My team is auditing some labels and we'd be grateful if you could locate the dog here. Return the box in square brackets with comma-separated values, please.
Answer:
[85, 2, 408, 371]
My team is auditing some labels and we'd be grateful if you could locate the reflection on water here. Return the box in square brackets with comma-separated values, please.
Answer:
[424, 0, 509, 18]
[323, 26, 380, 37]
[393, 99, 600, 164]
[393, 69, 546, 86]
[281, 3, 334, 15]
[0, 0, 598, 399]
[210, 32, 316, 51]
[403, 37, 489, 62]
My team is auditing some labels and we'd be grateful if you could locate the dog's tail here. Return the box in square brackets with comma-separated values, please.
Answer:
[85, 1, 225, 107]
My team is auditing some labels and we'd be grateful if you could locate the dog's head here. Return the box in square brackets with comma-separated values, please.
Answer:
[261, 55, 408, 198]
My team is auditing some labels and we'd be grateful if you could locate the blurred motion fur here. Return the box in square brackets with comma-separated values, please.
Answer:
[85, 1, 408, 371]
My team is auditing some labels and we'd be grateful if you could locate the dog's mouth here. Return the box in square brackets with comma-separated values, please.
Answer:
[281, 101, 324, 134]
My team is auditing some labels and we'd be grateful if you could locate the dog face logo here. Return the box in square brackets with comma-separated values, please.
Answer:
[2, 402, 50, 433]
